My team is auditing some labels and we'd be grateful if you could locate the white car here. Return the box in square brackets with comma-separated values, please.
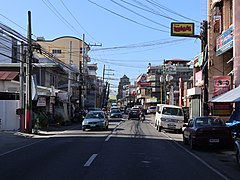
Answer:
[147, 106, 157, 114]
[82, 111, 109, 131]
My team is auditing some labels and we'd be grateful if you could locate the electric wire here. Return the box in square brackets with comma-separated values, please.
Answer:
[88, 0, 169, 33]
[110, 0, 170, 29]
[59, 0, 100, 43]
[41, 0, 82, 37]
[145, 0, 201, 24]
[119, 0, 178, 21]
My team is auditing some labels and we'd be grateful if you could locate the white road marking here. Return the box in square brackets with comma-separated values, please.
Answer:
[105, 135, 111, 141]
[0, 139, 46, 157]
[84, 154, 98, 167]
[157, 127, 230, 180]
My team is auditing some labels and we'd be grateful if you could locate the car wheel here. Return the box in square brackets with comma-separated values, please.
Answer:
[82, 127, 86, 131]
[183, 134, 188, 145]
[189, 137, 196, 149]
[236, 145, 240, 165]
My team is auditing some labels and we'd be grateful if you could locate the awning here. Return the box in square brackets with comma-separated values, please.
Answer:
[0, 71, 19, 80]
[209, 86, 240, 103]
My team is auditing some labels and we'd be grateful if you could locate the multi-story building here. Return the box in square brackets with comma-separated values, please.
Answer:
[146, 59, 193, 107]
[117, 74, 130, 106]
[36, 36, 93, 109]
[207, 0, 238, 118]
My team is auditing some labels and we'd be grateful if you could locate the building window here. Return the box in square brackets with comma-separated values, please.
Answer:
[52, 49, 62, 54]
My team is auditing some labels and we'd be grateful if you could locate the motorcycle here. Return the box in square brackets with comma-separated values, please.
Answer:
[139, 112, 145, 122]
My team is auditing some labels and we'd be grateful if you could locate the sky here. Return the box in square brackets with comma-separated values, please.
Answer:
[0, 0, 207, 95]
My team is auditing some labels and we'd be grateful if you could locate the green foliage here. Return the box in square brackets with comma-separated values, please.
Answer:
[54, 114, 64, 125]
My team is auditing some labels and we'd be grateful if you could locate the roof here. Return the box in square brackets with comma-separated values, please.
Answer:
[0, 72, 19, 80]
[209, 86, 240, 103]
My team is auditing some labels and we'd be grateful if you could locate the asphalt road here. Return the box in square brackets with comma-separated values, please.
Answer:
[0, 115, 240, 180]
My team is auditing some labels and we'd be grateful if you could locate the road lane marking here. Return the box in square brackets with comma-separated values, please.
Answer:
[162, 133, 230, 180]
[149, 122, 230, 179]
[84, 154, 98, 167]
[0, 139, 46, 157]
[105, 135, 111, 141]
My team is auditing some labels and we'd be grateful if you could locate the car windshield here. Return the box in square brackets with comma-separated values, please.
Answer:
[111, 109, 121, 113]
[195, 117, 225, 126]
[85, 112, 104, 119]
[162, 107, 183, 116]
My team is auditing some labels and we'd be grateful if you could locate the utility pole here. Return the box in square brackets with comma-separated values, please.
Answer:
[68, 41, 72, 121]
[25, 11, 32, 133]
[19, 42, 25, 132]
[79, 60, 83, 110]
[201, 20, 209, 116]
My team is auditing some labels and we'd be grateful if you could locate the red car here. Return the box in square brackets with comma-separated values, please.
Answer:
[183, 116, 233, 149]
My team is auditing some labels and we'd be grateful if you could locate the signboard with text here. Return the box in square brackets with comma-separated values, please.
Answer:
[171, 23, 195, 37]
[216, 26, 234, 56]
[213, 76, 231, 97]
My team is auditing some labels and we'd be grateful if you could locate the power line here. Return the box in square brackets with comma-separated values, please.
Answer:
[110, 0, 170, 29]
[90, 38, 191, 51]
[88, 0, 169, 33]
[119, 0, 178, 21]
[41, 0, 82, 37]
[59, 0, 100, 43]
[145, 0, 201, 24]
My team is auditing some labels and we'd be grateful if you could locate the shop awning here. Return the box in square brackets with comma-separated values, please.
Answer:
[209, 86, 240, 103]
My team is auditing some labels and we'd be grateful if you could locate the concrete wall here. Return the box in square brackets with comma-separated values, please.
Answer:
[0, 100, 19, 130]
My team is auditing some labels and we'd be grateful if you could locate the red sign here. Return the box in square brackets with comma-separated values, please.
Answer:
[195, 71, 204, 87]
[213, 76, 231, 97]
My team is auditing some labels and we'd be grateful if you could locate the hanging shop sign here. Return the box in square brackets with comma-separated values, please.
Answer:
[195, 71, 204, 87]
[213, 76, 231, 97]
[37, 97, 46, 107]
[216, 26, 234, 56]
[171, 22, 195, 37]
[137, 74, 151, 87]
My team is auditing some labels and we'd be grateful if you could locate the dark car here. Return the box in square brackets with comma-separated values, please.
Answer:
[109, 109, 123, 118]
[226, 120, 240, 137]
[183, 116, 233, 149]
[235, 138, 240, 165]
[128, 109, 141, 120]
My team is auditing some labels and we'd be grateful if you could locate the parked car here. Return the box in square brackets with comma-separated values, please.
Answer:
[235, 138, 240, 165]
[226, 119, 240, 137]
[183, 116, 234, 149]
[82, 111, 109, 131]
[109, 109, 123, 118]
[128, 109, 141, 120]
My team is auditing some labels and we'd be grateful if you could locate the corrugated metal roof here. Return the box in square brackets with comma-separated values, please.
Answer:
[209, 86, 240, 103]
[0, 72, 19, 80]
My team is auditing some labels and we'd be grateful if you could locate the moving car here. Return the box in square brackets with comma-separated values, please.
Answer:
[109, 109, 123, 118]
[82, 111, 109, 131]
[183, 116, 233, 149]
[155, 104, 184, 133]
[147, 106, 157, 114]
[128, 109, 141, 120]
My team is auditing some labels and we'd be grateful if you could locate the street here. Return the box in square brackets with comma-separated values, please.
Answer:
[1, 115, 240, 180]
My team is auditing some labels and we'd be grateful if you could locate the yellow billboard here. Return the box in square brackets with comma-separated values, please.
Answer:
[171, 23, 195, 37]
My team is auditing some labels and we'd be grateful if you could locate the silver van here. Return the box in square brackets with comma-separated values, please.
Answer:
[155, 104, 184, 133]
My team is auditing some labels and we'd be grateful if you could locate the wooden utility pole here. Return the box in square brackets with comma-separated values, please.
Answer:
[25, 11, 32, 133]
